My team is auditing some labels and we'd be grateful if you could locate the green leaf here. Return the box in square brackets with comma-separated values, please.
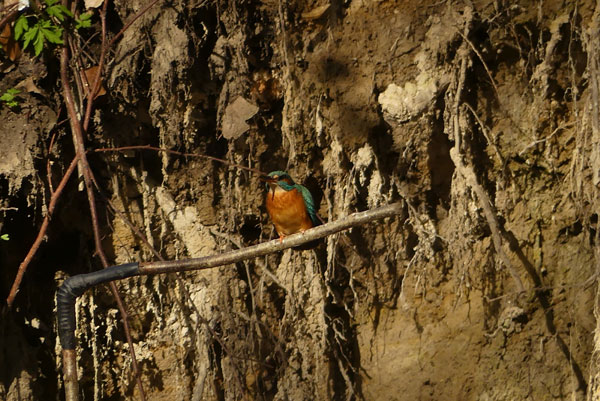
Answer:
[46, 6, 63, 20]
[22, 25, 39, 50]
[61, 6, 74, 18]
[41, 26, 63, 44]
[47, 4, 73, 21]
[1, 88, 20, 108]
[14, 15, 29, 40]
[33, 30, 44, 56]
[13, 0, 73, 56]
[75, 12, 92, 29]
[75, 20, 91, 29]
[76, 19, 91, 29]
[1, 234, 9, 241]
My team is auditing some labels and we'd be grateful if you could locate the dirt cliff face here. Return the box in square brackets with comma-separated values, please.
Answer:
[1, 0, 599, 400]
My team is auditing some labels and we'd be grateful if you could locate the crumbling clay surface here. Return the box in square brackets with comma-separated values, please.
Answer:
[1, 1, 600, 400]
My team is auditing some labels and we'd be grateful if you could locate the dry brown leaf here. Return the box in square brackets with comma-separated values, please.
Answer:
[15, 77, 42, 95]
[221, 97, 259, 140]
[0, 24, 10, 47]
[80, 65, 107, 99]
[301, 4, 330, 20]
[0, 23, 21, 61]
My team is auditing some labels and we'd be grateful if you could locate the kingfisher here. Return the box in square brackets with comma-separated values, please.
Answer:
[262, 171, 319, 242]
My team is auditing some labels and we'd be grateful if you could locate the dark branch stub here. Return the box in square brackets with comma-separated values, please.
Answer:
[57, 263, 140, 349]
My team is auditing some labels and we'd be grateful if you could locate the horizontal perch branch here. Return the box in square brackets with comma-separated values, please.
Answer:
[139, 202, 403, 274]
[57, 201, 404, 401]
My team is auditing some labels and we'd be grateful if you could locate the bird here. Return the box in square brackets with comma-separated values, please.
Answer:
[262, 170, 319, 242]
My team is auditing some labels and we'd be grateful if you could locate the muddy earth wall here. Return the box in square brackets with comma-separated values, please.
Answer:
[1, 1, 600, 400]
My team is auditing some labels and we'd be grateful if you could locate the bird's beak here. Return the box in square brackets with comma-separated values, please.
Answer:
[260, 176, 277, 199]
[259, 175, 276, 183]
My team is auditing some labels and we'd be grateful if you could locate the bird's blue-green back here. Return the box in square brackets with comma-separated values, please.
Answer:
[296, 183, 319, 225]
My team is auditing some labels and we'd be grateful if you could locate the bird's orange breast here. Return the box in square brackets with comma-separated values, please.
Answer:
[265, 188, 313, 236]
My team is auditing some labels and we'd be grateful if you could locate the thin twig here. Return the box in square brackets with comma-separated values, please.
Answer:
[107, 0, 163, 50]
[450, 12, 525, 293]
[6, 156, 79, 308]
[82, 0, 109, 132]
[0, 4, 18, 32]
[91, 172, 162, 259]
[47, 130, 60, 195]
[455, 28, 501, 101]
[94, 144, 267, 176]
[464, 103, 506, 165]
[518, 121, 575, 156]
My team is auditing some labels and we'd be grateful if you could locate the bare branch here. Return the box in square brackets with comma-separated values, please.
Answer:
[107, 0, 163, 49]
[57, 202, 404, 401]
[94, 144, 267, 176]
[82, 0, 109, 132]
[60, 21, 147, 400]
[139, 202, 404, 274]
[6, 156, 79, 308]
